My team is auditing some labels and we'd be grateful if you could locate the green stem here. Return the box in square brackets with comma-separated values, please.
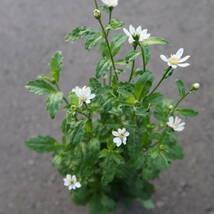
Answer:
[148, 66, 172, 96]
[55, 83, 69, 105]
[141, 45, 146, 71]
[107, 7, 113, 84]
[97, 18, 118, 80]
[173, 91, 191, 112]
[128, 44, 138, 82]
[94, 0, 98, 8]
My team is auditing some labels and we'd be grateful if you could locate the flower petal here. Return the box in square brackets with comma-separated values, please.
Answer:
[178, 63, 190, 68]
[179, 55, 191, 63]
[175, 48, 184, 58]
[160, 55, 168, 62]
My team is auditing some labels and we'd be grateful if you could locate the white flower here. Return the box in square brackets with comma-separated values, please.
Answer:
[167, 116, 186, 132]
[72, 86, 95, 106]
[160, 48, 190, 69]
[112, 128, 129, 147]
[123, 25, 151, 44]
[63, 174, 81, 190]
[101, 0, 118, 7]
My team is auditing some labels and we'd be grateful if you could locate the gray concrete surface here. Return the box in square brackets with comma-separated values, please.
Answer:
[0, 0, 214, 213]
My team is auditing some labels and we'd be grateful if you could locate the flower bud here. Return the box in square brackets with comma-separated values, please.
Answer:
[192, 83, 200, 90]
[93, 9, 101, 19]
[168, 105, 174, 110]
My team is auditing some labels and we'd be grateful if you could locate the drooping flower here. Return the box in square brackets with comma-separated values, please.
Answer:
[160, 48, 190, 69]
[72, 86, 95, 106]
[112, 128, 129, 147]
[123, 25, 151, 44]
[167, 116, 186, 132]
[101, 0, 118, 7]
[63, 175, 81, 190]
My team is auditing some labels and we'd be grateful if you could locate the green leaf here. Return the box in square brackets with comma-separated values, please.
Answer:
[110, 34, 127, 56]
[50, 51, 63, 83]
[124, 50, 141, 63]
[85, 33, 102, 50]
[25, 79, 56, 95]
[135, 71, 154, 100]
[106, 18, 124, 31]
[142, 37, 168, 46]
[65, 26, 98, 42]
[37, 74, 54, 83]
[176, 108, 198, 117]
[46, 91, 64, 119]
[68, 92, 79, 106]
[146, 92, 163, 106]
[142, 45, 151, 66]
[96, 58, 111, 78]
[25, 136, 57, 152]
[176, 80, 186, 97]
[139, 199, 156, 209]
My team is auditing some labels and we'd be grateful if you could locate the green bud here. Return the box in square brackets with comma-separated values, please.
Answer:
[93, 9, 101, 19]
[192, 83, 200, 90]
[168, 105, 174, 110]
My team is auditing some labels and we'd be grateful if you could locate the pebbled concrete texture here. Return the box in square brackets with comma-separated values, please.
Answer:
[0, 0, 213, 213]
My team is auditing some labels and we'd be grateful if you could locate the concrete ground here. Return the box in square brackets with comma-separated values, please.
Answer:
[0, 0, 214, 213]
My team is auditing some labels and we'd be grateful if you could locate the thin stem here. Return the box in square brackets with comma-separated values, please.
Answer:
[94, 0, 98, 8]
[107, 7, 113, 84]
[141, 45, 146, 71]
[128, 44, 138, 82]
[173, 91, 191, 112]
[97, 18, 118, 80]
[148, 67, 172, 96]
[107, 7, 113, 36]
[55, 83, 69, 105]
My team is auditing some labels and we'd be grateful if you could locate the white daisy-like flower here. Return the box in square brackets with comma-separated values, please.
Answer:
[72, 86, 95, 107]
[167, 116, 186, 132]
[160, 48, 190, 69]
[101, 0, 118, 7]
[63, 174, 81, 190]
[112, 128, 129, 147]
[123, 25, 151, 44]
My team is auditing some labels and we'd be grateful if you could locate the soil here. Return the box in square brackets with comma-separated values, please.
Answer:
[0, 0, 213, 213]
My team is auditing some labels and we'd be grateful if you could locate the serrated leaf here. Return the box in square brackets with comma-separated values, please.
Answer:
[85, 33, 102, 50]
[46, 91, 64, 119]
[96, 58, 111, 78]
[110, 34, 127, 56]
[135, 71, 154, 100]
[106, 18, 124, 31]
[142, 37, 168, 45]
[25, 136, 57, 152]
[142, 45, 151, 66]
[176, 108, 198, 117]
[65, 26, 98, 42]
[176, 80, 186, 97]
[25, 79, 56, 95]
[124, 50, 141, 63]
[50, 51, 63, 82]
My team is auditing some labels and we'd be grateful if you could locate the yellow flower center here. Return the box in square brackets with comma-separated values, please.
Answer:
[79, 96, 86, 102]
[168, 57, 179, 65]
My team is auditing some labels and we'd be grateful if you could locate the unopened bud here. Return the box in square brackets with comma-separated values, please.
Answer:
[192, 83, 200, 90]
[168, 105, 174, 110]
[93, 9, 101, 19]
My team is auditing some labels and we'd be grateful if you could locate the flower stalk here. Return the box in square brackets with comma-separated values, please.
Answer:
[148, 66, 173, 96]
[96, 13, 118, 81]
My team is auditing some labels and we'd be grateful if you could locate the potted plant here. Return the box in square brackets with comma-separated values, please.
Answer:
[25, 0, 200, 213]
